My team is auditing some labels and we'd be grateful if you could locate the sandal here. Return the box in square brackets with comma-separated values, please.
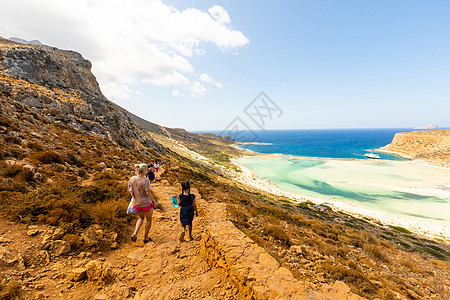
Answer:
[130, 235, 137, 242]
[143, 238, 152, 244]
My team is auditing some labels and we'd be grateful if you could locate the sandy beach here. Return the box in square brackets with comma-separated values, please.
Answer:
[226, 156, 450, 243]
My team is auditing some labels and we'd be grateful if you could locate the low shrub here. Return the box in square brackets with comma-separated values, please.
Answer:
[322, 263, 376, 296]
[364, 243, 389, 262]
[30, 151, 63, 164]
[399, 258, 422, 273]
[3, 146, 25, 159]
[263, 224, 291, 246]
[0, 181, 27, 193]
[66, 153, 83, 167]
[28, 141, 44, 151]
[14, 168, 34, 182]
[36, 194, 85, 227]
[389, 225, 411, 234]
[3, 136, 21, 144]
[228, 205, 250, 228]
[3, 165, 23, 177]
[89, 199, 132, 234]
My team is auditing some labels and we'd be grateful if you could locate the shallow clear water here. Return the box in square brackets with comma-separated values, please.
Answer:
[239, 156, 450, 225]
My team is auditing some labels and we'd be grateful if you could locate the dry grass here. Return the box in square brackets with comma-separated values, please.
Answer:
[263, 224, 291, 246]
[0, 177, 131, 236]
[364, 243, 389, 262]
[429, 259, 450, 270]
[322, 263, 376, 297]
[30, 151, 63, 164]
[398, 258, 422, 273]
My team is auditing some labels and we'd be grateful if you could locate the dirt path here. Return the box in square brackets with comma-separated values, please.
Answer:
[0, 184, 241, 300]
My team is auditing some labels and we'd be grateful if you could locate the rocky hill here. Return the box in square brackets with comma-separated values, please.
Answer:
[0, 37, 228, 151]
[378, 129, 450, 168]
[1, 37, 449, 299]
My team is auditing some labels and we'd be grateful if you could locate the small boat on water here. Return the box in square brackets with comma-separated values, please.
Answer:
[364, 151, 380, 159]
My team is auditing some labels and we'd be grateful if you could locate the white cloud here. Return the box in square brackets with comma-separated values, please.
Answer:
[208, 6, 231, 25]
[199, 73, 223, 88]
[0, 0, 248, 99]
[171, 90, 182, 97]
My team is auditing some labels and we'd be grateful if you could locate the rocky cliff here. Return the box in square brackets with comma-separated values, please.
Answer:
[378, 129, 450, 167]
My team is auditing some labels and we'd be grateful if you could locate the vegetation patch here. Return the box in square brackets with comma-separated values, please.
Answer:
[388, 225, 411, 234]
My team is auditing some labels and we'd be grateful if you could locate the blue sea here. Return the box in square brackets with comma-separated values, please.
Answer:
[230, 128, 416, 160]
[209, 128, 450, 227]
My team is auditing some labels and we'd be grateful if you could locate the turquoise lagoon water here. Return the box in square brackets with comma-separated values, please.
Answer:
[238, 156, 450, 225]
[220, 129, 450, 225]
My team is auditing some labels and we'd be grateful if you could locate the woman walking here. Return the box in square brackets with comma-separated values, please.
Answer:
[176, 181, 198, 242]
[128, 163, 158, 243]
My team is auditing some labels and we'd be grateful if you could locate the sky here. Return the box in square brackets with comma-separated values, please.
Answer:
[1, 0, 449, 131]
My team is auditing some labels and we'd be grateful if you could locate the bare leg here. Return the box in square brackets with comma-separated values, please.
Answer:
[143, 209, 153, 241]
[133, 213, 145, 237]
[179, 224, 186, 242]
[188, 225, 193, 240]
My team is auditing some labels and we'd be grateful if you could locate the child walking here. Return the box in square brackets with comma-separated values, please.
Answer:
[177, 181, 198, 242]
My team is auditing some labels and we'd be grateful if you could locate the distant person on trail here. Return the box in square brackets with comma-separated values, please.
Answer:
[176, 181, 198, 242]
[154, 160, 160, 173]
[147, 164, 155, 183]
[128, 163, 158, 243]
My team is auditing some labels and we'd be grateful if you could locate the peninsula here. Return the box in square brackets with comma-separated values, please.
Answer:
[378, 129, 450, 168]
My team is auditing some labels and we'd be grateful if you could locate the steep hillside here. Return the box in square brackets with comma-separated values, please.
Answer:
[1, 37, 449, 299]
[378, 129, 450, 168]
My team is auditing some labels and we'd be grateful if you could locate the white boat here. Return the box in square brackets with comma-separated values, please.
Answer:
[364, 151, 380, 159]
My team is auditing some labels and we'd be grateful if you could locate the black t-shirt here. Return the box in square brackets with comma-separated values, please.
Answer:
[179, 193, 195, 207]
[147, 171, 155, 181]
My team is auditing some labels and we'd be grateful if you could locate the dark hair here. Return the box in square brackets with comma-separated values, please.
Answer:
[181, 181, 190, 195]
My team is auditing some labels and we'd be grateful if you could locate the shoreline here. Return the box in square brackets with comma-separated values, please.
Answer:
[376, 149, 450, 170]
[227, 154, 450, 243]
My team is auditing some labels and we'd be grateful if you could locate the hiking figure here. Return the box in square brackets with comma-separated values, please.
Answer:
[176, 181, 198, 242]
[128, 163, 158, 243]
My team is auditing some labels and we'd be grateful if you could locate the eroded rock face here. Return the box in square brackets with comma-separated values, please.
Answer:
[0, 43, 102, 96]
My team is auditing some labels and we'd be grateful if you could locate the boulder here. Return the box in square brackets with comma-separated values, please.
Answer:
[27, 229, 43, 236]
[85, 260, 114, 283]
[42, 228, 65, 245]
[0, 246, 17, 265]
[290, 245, 303, 255]
[81, 227, 98, 247]
[0, 237, 13, 244]
[111, 282, 132, 298]
[93, 294, 108, 300]
[22, 164, 36, 174]
[50, 240, 71, 256]
[70, 267, 87, 281]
